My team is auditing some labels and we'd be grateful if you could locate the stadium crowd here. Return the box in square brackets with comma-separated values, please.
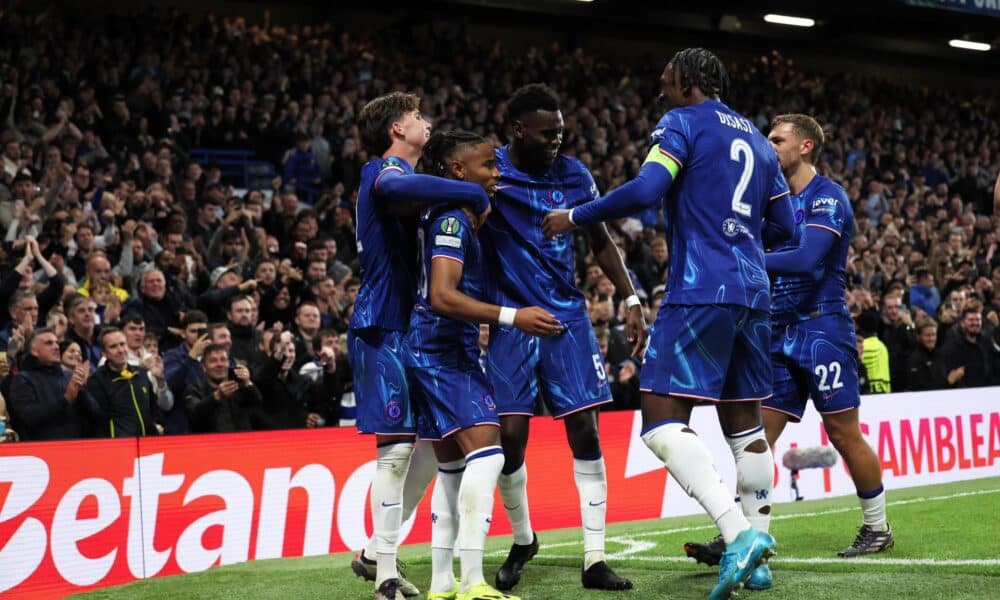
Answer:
[0, 8, 997, 442]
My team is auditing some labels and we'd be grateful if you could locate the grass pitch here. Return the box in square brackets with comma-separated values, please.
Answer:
[77, 477, 1000, 599]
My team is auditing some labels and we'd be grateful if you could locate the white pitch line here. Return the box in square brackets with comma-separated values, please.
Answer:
[486, 487, 1000, 558]
[532, 554, 1000, 567]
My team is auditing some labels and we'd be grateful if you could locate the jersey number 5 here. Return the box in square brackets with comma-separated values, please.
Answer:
[730, 138, 754, 218]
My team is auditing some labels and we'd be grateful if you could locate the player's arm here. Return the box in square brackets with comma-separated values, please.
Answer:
[428, 257, 563, 337]
[584, 222, 647, 356]
[763, 167, 794, 247]
[763, 194, 795, 247]
[376, 168, 490, 216]
[765, 225, 838, 275]
[542, 151, 676, 236]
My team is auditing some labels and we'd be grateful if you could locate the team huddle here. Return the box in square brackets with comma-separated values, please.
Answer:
[346, 48, 893, 600]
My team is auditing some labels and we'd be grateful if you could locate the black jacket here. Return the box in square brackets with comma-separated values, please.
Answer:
[904, 345, 947, 391]
[185, 378, 261, 433]
[941, 334, 998, 388]
[85, 364, 158, 437]
[7, 355, 92, 441]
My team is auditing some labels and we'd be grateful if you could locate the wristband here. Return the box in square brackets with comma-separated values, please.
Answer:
[498, 306, 517, 327]
[568, 208, 577, 226]
[625, 294, 641, 309]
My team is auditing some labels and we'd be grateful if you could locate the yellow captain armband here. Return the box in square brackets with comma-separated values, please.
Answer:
[643, 146, 681, 178]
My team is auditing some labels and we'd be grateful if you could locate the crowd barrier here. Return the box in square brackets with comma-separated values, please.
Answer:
[1, 387, 997, 597]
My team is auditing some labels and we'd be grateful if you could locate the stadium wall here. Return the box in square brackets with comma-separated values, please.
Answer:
[1, 387, 998, 598]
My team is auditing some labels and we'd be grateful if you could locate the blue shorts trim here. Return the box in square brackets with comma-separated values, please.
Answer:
[640, 304, 772, 402]
[487, 318, 611, 417]
[349, 328, 417, 435]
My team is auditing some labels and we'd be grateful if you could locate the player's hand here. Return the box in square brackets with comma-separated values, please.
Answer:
[512, 306, 564, 337]
[541, 210, 576, 238]
[625, 305, 648, 357]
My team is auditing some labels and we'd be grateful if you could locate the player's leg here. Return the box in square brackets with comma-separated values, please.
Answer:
[451, 425, 508, 598]
[640, 306, 774, 599]
[428, 439, 464, 599]
[762, 409, 790, 447]
[487, 326, 540, 591]
[719, 312, 776, 536]
[806, 315, 891, 556]
[541, 319, 629, 591]
[349, 330, 417, 599]
[823, 408, 893, 556]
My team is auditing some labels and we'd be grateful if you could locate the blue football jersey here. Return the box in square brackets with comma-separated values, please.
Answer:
[656, 100, 789, 310]
[406, 207, 482, 367]
[770, 174, 854, 322]
[480, 146, 599, 322]
[350, 156, 419, 332]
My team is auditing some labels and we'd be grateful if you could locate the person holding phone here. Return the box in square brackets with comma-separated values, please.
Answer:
[161, 310, 211, 433]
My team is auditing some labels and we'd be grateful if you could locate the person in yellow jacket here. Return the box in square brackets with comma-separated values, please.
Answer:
[857, 312, 891, 393]
[77, 254, 129, 303]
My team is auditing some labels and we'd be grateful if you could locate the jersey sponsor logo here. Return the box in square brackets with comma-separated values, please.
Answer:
[440, 217, 462, 235]
[434, 235, 462, 249]
[384, 399, 404, 424]
[811, 197, 838, 214]
[722, 217, 751, 238]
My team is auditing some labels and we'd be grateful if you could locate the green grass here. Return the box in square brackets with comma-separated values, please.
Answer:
[77, 477, 1000, 599]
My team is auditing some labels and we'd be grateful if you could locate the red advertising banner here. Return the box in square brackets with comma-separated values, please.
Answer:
[2, 387, 997, 598]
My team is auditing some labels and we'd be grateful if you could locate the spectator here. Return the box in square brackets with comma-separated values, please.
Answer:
[0, 290, 39, 351]
[255, 330, 310, 429]
[124, 268, 186, 344]
[283, 132, 323, 199]
[162, 310, 211, 434]
[79, 254, 129, 303]
[940, 308, 998, 388]
[0, 238, 64, 333]
[225, 295, 262, 368]
[7, 328, 92, 441]
[609, 357, 640, 411]
[297, 331, 343, 428]
[636, 237, 668, 296]
[64, 294, 101, 367]
[184, 344, 260, 433]
[291, 301, 322, 370]
[908, 269, 941, 319]
[85, 327, 172, 437]
[905, 319, 948, 391]
[858, 312, 891, 394]
[877, 293, 915, 390]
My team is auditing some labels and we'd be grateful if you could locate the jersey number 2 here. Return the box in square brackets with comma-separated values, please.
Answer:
[730, 139, 754, 218]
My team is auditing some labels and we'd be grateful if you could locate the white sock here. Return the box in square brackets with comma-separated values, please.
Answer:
[498, 462, 534, 545]
[458, 446, 504, 592]
[430, 459, 464, 594]
[372, 442, 414, 585]
[726, 426, 773, 532]
[641, 422, 749, 543]
[365, 439, 438, 560]
[574, 456, 607, 570]
[859, 486, 888, 531]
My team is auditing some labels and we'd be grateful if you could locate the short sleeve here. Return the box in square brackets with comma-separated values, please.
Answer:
[571, 165, 600, 208]
[805, 187, 848, 237]
[655, 110, 691, 168]
[430, 211, 473, 263]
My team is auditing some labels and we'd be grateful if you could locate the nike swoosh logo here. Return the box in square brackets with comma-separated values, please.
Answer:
[737, 539, 760, 570]
[381, 502, 401, 508]
[588, 500, 607, 507]
[503, 504, 521, 510]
